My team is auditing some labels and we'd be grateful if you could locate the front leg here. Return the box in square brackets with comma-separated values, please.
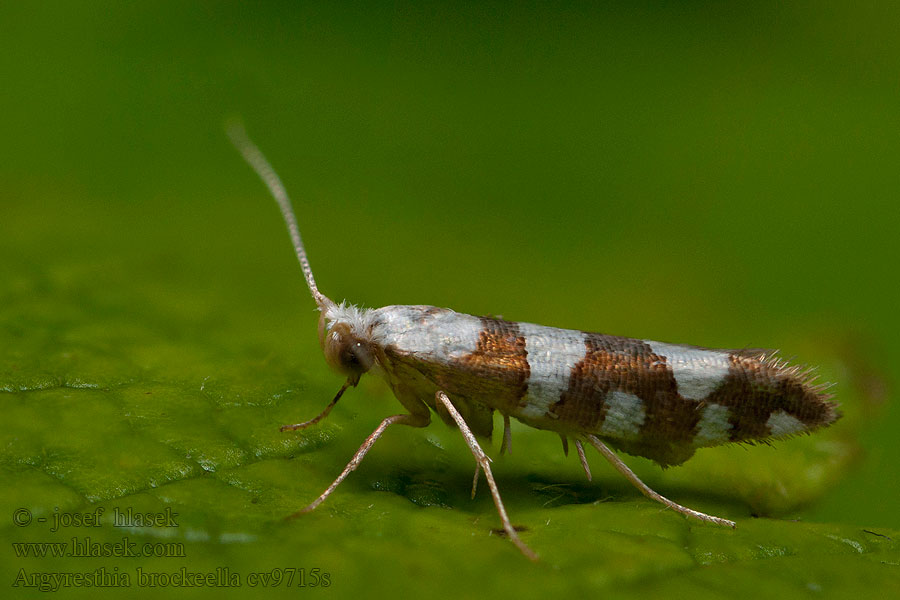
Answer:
[287, 412, 430, 518]
[435, 391, 538, 562]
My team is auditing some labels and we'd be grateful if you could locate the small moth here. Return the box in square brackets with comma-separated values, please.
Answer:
[227, 123, 839, 561]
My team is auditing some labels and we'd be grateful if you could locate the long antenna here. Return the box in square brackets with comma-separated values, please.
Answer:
[226, 120, 333, 310]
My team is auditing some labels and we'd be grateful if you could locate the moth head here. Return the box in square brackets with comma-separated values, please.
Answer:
[318, 312, 375, 385]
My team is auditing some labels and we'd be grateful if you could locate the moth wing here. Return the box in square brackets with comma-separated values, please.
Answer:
[382, 348, 497, 439]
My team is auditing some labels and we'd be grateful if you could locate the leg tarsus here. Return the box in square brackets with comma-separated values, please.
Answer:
[574, 439, 592, 481]
[584, 434, 735, 529]
[280, 380, 351, 431]
[286, 412, 429, 519]
[435, 391, 538, 561]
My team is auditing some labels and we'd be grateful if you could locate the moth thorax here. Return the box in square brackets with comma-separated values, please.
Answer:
[318, 316, 375, 383]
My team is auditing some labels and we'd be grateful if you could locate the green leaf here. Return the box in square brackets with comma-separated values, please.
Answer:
[1, 216, 896, 597]
[3, 2, 899, 597]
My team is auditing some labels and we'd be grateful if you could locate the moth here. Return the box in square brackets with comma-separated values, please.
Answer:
[227, 123, 839, 561]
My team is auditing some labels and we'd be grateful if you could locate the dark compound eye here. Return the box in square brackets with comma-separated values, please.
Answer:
[341, 347, 359, 367]
[344, 342, 374, 372]
[322, 322, 374, 378]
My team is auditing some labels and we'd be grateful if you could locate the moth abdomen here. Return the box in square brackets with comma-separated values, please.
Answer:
[549, 336, 838, 465]
[701, 351, 838, 445]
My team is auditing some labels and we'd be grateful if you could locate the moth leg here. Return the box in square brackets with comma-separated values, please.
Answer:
[584, 434, 736, 529]
[499, 413, 513, 456]
[280, 380, 351, 431]
[574, 439, 592, 481]
[435, 391, 538, 562]
[474, 412, 511, 498]
[286, 413, 429, 519]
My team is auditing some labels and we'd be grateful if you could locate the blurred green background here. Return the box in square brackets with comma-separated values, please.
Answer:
[2, 1, 897, 597]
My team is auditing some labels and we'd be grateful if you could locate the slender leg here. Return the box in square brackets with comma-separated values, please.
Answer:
[280, 381, 351, 431]
[286, 413, 429, 519]
[481, 413, 511, 498]
[435, 391, 538, 561]
[585, 434, 735, 528]
[574, 439, 592, 481]
[499, 414, 512, 455]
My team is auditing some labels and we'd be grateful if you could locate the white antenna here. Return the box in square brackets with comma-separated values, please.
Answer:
[226, 120, 333, 310]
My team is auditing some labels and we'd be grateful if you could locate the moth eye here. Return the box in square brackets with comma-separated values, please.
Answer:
[345, 342, 374, 372]
[322, 322, 374, 378]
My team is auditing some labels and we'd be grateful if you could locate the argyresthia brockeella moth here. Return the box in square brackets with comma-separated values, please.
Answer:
[227, 123, 839, 561]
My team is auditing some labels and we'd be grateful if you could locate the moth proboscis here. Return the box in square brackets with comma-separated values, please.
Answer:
[226, 122, 839, 562]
